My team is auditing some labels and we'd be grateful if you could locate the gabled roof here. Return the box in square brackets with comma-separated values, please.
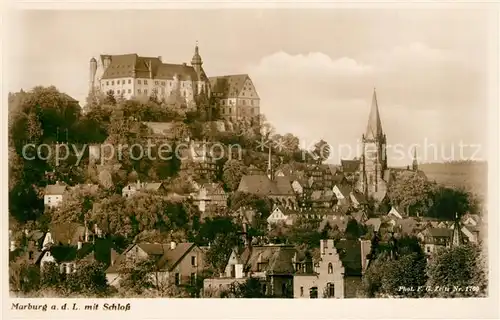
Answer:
[237, 175, 294, 196]
[106, 242, 195, 273]
[209, 74, 251, 99]
[47, 223, 90, 246]
[240, 245, 296, 275]
[45, 182, 68, 195]
[334, 184, 353, 197]
[426, 228, 453, 238]
[365, 218, 382, 232]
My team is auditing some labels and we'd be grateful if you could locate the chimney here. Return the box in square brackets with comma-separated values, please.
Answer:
[10, 240, 16, 252]
[170, 241, 176, 250]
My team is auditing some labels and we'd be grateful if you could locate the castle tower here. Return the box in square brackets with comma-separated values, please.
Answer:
[89, 57, 97, 92]
[359, 89, 387, 198]
[412, 147, 419, 171]
[191, 41, 203, 78]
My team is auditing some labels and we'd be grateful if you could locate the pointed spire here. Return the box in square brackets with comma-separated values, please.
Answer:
[412, 147, 418, 171]
[451, 213, 462, 247]
[365, 88, 383, 140]
[191, 40, 203, 66]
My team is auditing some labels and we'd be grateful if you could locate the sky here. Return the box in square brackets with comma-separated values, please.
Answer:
[8, 9, 494, 166]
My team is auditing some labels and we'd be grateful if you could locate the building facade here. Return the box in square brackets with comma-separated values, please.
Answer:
[209, 74, 260, 121]
[89, 45, 210, 106]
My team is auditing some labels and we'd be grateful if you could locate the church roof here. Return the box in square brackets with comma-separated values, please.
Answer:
[365, 89, 384, 140]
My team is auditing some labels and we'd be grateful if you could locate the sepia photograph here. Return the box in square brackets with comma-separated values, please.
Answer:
[5, 6, 496, 312]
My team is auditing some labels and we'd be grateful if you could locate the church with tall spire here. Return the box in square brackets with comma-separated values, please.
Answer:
[351, 89, 426, 202]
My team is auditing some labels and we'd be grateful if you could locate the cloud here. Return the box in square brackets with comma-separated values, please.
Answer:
[245, 42, 487, 165]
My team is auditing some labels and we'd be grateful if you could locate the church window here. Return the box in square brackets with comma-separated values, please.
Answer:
[328, 263, 333, 274]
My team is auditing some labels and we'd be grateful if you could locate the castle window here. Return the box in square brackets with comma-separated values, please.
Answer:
[122, 80, 125, 84]
[144, 80, 148, 85]
[111, 81, 114, 85]
[117, 89, 120, 94]
[161, 81, 166, 86]
[138, 80, 142, 84]
[128, 89, 131, 94]
[222, 100, 225, 105]
[242, 100, 246, 105]
[106, 81, 109, 86]
[328, 263, 333, 274]
[161, 87, 165, 94]
[128, 79, 131, 84]
[300, 286, 304, 297]
[137, 89, 141, 94]
[155, 81, 159, 85]
[144, 89, 148, 95]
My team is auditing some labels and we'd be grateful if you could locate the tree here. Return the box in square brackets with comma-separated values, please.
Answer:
[104, 90, 117, 106]
[388, 171, 437, 217]
[10, 262, 41, 294]
[345, 218, 365, 240]
[312, 139, 330, 164]
[222, 277, 267, 298]
[50, 184, 104, 224]
[426, 243, 487, 297]
[222, 159, 248, 191]
[64, 261, 109, 296]
[117, 258, 158, 294]
[380, 253, 427, 297]
[428, 186, 479, 220]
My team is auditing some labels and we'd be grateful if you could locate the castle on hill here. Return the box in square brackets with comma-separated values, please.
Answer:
[88, 43, 260, 121]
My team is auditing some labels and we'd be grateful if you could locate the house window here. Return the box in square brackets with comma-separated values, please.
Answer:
[229, 108, 232, 114]
[310, 287, 318, 299]
[262, 284, 267, 295]
[28, 251, 34, 259]
[138, 80, 142, 84]
[155, 81, 159, 85]
[191, 256, 196, 266]
[161, 81, 165, 86]
[426, 247, 431, 253]
[327, 283, 335, 298]
[144, 80, 148, 85]
[191, 273, 196, 284]
[128, 79, 131, 84]
[175, 273, 180, 286]
[300, 286, 304, 297]
[328, 263, 333, 274]
[144, 89, 148, 95]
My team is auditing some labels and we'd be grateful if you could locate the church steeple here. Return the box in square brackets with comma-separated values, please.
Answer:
[451, 213, 462, 247]
[365, 88, 384, 140]
[191, 41, 203, 71]
[412, 147, 419, 171]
